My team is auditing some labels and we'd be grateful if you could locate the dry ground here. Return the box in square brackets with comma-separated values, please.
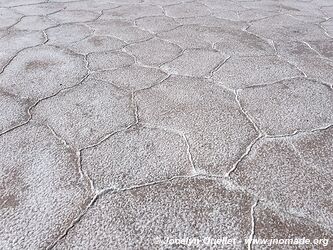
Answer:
[0, 0, 333, 249]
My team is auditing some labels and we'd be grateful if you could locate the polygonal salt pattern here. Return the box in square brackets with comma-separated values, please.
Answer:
[81, 126, 194, 190]
[0, 91, 32, 133]
[90, 64, 167, 91]
[135, 16, 179, 33]
[49, 9, 100, 24]
[164, 2, 211, 18]
[276, 40, 333, 84]
[33, 78, 134, 148]
[68, 36, 125, 54]
[254, 204, 333, 249]
[12, 2, 65, 15]
[160, 48, 228, 77]
[238, 78, 333, 136]
[0, 8, 22, 29]
[231, 128, 333, 229]
[0, 30, 45, 71]
[307, 40, 333, 60]
[0, 122, 89, 249]
[1, 0, 332, 248]
[0, 45, 86, 100]
[46, 23, 92, 46]
[87, 51, 134, 71]
[214, 29, 275, 56]
[136, 75, 258, 175]
[101, 4, 163, 20]
[54, 178, 253, 249]
[0, 0, 42, 7]
[14, 16, 56, 31]
[125, 38, 182, 66]
[62, 0, 119, 11]
[248, 14, 328, 41]
[212, 55, 303, 89]
[88, 19, 152, 43]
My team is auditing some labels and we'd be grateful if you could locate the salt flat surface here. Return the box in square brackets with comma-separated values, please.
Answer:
[0, 0, 332, 249]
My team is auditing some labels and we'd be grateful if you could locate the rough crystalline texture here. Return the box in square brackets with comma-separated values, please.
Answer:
[238, 78, 333, 135]
[253, 203, 333, 249]
[1, 0, 333, 249]
[160, 48, 228, 77]
[275, 40, 333, 84]
[135, 16, 179, 33]
[0, 123, 88, 249]
[0, 91, 32, 133]
[68, 36, 125, 54]
[230, 127, 333, 229]
[54, 178, 253, 249]
[81, 126, 194, 190]
[0, 30, 45, 71]
[14, 16, 56, 31]
[0, 46, 87, 100]
[33, 79, 134, 148]
[212, 55, 303, 89]
[88, 19, 153, 43]
[101, 4, 163, 20]
[87, 51, 134, 71]
[125, 38, 182, 66]
[46, 23, 92, 46]
[135, 75, 258, 175]
[90, 65, 167, 91]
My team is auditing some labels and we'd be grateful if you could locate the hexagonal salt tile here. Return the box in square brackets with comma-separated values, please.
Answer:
[0, 122, 88, 249]
[54, 177, 253, 249]
[158, 25, 213, 49]
[0, 91, 32, 133]
[231, 128, 333, 229]
[254, 204, 333, 249]
[159, 24, 243, 50]
[307, 40, 333, 60]
[101, 4, 163, 20]
[33, 78, 134, 148]
[238, 78, 333, 136]
[68, 36, 125, 54]
[174, 15, 245, 29]
[88, 20, 152, 43]
[136, 75, 258, 175]
[12, 2, 64, 15]
[0, 45, 86, 100]
[82, 126, 193, 190]
[135, 16, 179, 33]
[164, 2, 210, 18]
[0, 30, 45, 71]
[160, 48, 228, 77]
[90, 64, 167, 91]
[14, 16, 56, 31]
[248, 15, 327, 41]
[212, 55, 303, 89]
[47, 23, 92, 46]
[49, 10, 100, 24]
[199, 0, 244, 12]
[0, 8, 22, 29]
[0, 0, 42, 7]
[62, 0, 119, 11]
[0, 30, 45, 53]
[125, 38, 182, 66]
[214, 29, 274, 56]
[87, 51, 134, 71]
[276, 40, 333, 83]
